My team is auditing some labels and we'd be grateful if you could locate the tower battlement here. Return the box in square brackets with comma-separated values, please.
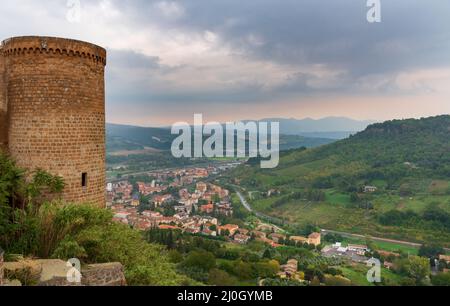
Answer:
[1, 36, 107, 66]
[0, 36, 107, 207]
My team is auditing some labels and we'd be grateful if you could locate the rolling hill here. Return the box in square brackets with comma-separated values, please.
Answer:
[230, 115, 450, 246]
[258, 117, 376, 138]
[106, 123, 336, 154]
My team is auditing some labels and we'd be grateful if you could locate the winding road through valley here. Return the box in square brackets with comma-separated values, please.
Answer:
[235, 191, 450, 252]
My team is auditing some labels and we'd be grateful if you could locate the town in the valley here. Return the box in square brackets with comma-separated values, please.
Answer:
[107, 163, 319, 247]
[104, 162, 435, 283]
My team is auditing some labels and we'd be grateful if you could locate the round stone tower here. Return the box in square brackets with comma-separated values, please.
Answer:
[0, 43, 7, 150]
[1, 36, 107, 207]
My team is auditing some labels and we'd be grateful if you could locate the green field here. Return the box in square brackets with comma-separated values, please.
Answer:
[339, 265, 404, 286]
[341, 236, 419, 255]
[239, 186, 450, 247]
[231, 116, 450, 248]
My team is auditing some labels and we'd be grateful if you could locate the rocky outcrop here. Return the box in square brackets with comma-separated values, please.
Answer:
[1, 257, 126, 286]
[81, 263, 127, 286]
[4, 259, 43, 285]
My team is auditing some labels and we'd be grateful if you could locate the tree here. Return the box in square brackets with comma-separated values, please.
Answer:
[350, 193, 360, 203]
[310, 276, 321, 286]
[324, 274, 352, 286]
[182, 250, 216, 272]
[366, 237, 377, 253]
[234, 260, 253, 280]
[252, 260, 280, 278]
[431, 272, 450, 286]
[208, 269, 236, 286]
[263, 248, 273, 259]
[212, 194, 221, 204]
[418, 244, 444, 260]
[323, 233, 343, 243]
[168, 249, 183, 263]
[396, 256, 431, 285]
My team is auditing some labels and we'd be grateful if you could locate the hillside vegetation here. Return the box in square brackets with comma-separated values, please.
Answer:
[106, 123, 335, 154]
[0, 152, 194, 285]
[230, 116, 450, 246]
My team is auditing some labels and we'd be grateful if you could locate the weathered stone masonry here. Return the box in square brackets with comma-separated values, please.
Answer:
[0, 247, 4, 286]
[0, 36, 107, 207]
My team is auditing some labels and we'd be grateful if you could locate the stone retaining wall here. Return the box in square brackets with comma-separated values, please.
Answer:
[0, 247, 4, 285]
[2, 258, 126, 286]
[81, 263, 127, 286]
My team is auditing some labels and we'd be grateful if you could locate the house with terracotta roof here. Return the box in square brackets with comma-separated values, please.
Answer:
[159, 225, 182, 230]
[153, 194, 173, 207]
[218, 224, 239, 236]
[439, 254, 450, 263]
[308, 232, 321, 246]
[270, 233, 286, 243]
[200, 203, 214, 214]
[252, 231, 267, 239]
[234, 234, 250, 244]
[384, 261, 395, 270]
[202, 227, 217, 237]
[290, 236, 309, 245]
[196, 182, 208, 193]
[257, 237, 280, 248]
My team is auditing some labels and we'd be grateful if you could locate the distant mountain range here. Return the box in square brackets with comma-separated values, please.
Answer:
[107, 123, 174, 152]
[106, 122, 338, 154]
[256, 117, 377, 138]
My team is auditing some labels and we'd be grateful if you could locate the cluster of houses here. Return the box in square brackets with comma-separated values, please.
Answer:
[111, 204, 220, 233]
[323, 241, 450, 273]
[108, 166, 238, 234]
[106, 161, 243, 208]
[321, 242, 399, 269]
[106, 164, 327, 250]
[110, 197, 323, 250]
[248, 231, 322, 248]
[322, 242, 371, 263]
[106, 164, 241, 207]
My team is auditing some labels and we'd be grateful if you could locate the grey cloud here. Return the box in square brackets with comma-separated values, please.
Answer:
[103, 0, 450, 104]
[108, 49, 161, 69]
[169, 0, 450, 75]
[3, 0, 449, 118]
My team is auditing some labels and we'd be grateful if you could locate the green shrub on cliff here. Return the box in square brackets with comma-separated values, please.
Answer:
[0, 151, 195, 286]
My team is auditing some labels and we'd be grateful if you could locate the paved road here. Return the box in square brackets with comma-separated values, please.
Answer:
[236, 191, 253, 212]
[235, 191, 286, 233]
[235, 190, 450, 252]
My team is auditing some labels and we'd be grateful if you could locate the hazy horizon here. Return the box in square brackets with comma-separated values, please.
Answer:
[1, 1, 449, 126]
[106, 114, 450, 129]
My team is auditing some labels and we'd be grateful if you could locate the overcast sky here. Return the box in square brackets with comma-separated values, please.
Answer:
[1, 0, 450, 126]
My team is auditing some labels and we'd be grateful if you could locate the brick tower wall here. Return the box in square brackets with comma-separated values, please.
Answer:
[2, 36, 107, 207]
[0, 45, 7, 150]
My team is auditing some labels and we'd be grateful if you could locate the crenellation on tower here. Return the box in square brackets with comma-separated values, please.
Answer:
[0, 36, 107, 207]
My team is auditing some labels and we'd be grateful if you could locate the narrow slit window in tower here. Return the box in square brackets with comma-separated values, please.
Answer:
[82, 173, 88, 187]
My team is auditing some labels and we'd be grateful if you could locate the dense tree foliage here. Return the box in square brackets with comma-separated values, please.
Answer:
[0, 152, 194, 286]
[395, 256, 431, 285]
[230, 116, 450, 244]
[378, 207, 450, 231]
